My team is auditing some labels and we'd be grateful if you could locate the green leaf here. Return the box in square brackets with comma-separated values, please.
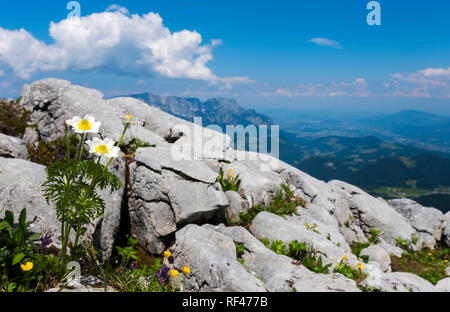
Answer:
[12, 252, 25, 265]
[18, 208, 27, 227]
[0, 220, 11, 231]
[4, 211, 14, 226]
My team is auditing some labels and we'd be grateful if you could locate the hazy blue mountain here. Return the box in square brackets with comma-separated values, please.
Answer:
[128, 93, 273, 127]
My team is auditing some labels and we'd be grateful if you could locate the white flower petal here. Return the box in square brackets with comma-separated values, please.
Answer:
[104, 138, 115, 150]
[108, 146, 121, 158]
[91, 121, 101, 133]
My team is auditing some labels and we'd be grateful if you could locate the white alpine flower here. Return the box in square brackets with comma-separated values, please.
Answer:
[121, 114, 138, 126]
[85, 137, 120, 158]
[66, 115, 101, 134]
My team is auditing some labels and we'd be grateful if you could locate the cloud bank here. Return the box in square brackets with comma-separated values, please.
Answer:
[261, 78, 369, 98]
[0, 7, 251, 88]
[385, 67, 450, 98]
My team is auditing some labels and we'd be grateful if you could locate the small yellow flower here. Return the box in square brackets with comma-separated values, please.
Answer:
[183, 266, 191, 275]
[229, 174, 234, 178]
[444, 259, 448, 263]
[228, 169, 232, 174]
[126, 115, 132, 120]
[115, 260, 119, 264]
[21, 262, 34, 272]
[164, 250, 172, 258]
[342, 255, 347, 262]
[170, 270, 179, 278]
[427, 252, 432, 256]
[357, 262, 364, 270]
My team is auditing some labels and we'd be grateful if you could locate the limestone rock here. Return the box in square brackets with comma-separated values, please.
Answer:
[360, 245, 391, 272]
[173, 224, 267, 292]
[0, 133, 28, 159]
[389, 198, 446, 249]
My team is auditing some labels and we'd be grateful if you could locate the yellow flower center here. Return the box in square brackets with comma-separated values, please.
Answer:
[126, 115, 132, 120]
[95, 144, 109, 155]
[77, 119, 92, 131]
[164, 251, 172, 258]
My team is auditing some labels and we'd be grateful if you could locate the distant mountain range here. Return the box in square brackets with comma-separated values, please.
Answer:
[270, 109, 450, 154]
[119, 92, 450, 212]
[128, 93, 273, 127]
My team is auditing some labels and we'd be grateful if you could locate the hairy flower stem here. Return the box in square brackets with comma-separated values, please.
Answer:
[73, 156, 102, 248]
[104, 123, 129, 170]
[60, 132, 86, 262]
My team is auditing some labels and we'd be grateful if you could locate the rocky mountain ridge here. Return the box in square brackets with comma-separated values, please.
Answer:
[0, 78, 449, 292]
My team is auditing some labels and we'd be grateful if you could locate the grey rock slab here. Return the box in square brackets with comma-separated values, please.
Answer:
[329, 180, 415, 246]
[436, 278, 450, 292]
[0, 158, 60, 242]
[163, 169, 228, 226]
[135, 146, 218, 183]
[389, 198, 446, 249]
[360, 272, 437, 292]
[224, 191, 249, 224]
[0, 133, 28, 159]
[360, 245, 391, 272]
[252, 212, 359, 269]
[173, 224, 267, 292]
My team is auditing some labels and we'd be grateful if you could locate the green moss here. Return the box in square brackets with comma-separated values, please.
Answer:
[391, 247, 449, 285]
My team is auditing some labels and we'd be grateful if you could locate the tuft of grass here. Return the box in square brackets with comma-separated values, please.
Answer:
[333, 260, 367, 284]
[260, 238, 331, 274]
[350, 242, 370, 263]
[0, 99, 31, 137]
[390, 247, 449, 285]
[235, 243, 246, 266]
[122, 138, 155, 155]
[231, 184, 305, 228]
[216, 168, 241, 192]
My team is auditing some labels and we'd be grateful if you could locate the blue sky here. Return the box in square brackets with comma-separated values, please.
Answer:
[0, 0, 450, 115]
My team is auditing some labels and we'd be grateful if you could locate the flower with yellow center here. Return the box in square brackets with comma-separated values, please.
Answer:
[21, 262, 34, 272]
[164, 250, 172, 258]
[428, 252, 432, 256]
[122, 114, 138, 126]
[228, 169, 232, 174]
[183, 266, 191, 275]
[229, 174, 234, 178]
[66, 115, 101, 134]
[85, 137, 121, 158]
[357, 262, 364, 270]
[342, 255, 348, 262]
[170, 270, 179, 278]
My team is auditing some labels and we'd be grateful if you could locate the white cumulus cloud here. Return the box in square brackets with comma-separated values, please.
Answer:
[0, 8, 250, 85]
